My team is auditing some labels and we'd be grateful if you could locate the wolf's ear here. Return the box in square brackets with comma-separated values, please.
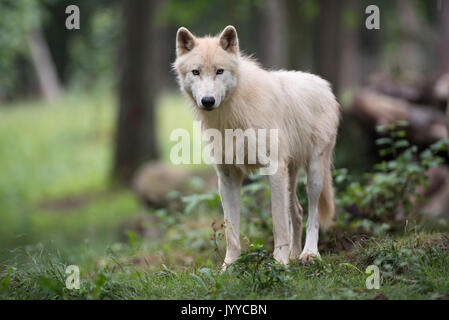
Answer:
[219, 25, 239, 54]
[176, 27, 196, 56]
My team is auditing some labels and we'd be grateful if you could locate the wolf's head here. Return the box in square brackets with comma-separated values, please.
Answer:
[174, 26, 239, 111]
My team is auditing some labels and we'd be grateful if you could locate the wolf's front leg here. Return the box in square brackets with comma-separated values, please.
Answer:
[217, 165, 243, 270]
[268, 163, 290, 265]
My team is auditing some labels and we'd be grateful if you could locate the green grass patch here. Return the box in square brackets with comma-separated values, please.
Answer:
[1, 233, 447, 299]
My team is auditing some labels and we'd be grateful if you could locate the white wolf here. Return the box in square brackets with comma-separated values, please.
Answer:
[174, 25, 340, 267]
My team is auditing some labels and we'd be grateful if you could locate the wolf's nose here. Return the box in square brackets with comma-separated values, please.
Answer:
[201, 96, 215, 109]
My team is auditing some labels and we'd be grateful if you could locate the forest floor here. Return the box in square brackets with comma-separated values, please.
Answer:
[0, 91, 448, 299]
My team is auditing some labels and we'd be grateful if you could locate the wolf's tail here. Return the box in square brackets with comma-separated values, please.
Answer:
[318, 159, 335, 229]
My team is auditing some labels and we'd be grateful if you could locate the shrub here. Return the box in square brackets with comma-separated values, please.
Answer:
[334, 122, 448, 234]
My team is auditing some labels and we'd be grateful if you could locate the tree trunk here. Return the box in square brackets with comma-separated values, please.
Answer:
[437, 0, 449, 72]
[315, 0, 341, 92]
[260, 0, 288, 69]
[285, 0, 306, 70]
[27, 26, 62, 103]
[338, 0, 361, 95]
[395, 0, 427, 78]
[113, 0, 161, 184]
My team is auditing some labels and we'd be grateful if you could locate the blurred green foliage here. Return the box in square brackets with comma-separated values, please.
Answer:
[162, 0, 263, 28]
[0, 0, 41, 95]
[0, 0, 119, 99]
[67, 5, 119, 90]
[335, 122, 449, 235]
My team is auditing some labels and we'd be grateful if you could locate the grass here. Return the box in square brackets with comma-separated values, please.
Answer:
[1, 233, 448, 299]
[0, 90, 448, 299]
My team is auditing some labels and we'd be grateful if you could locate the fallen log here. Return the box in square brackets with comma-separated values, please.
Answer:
[367, 73, 449, 108]
[367, 74, 429, 103]
[350, 89, 448, 146]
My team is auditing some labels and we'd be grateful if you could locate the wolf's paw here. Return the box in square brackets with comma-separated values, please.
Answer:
[221, 255, 239, 272]
[273, 246, 290, 266]
[299, 251, 321, 265]
[220, 263, 229, 272]
[289, 250, 302, 261]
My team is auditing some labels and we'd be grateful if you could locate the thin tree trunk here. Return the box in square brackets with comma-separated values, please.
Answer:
[436, 0, 449, 162]
[285, 0, 305, 70]
[395, 0, 427, 77]
[27, 26, 62, 103]
[315, 0, 341, 92]
[437, 0, 449, 72]
[260, 0, 288, 69]
[338, 0, 361, 95]
[113, 0, 161, 184]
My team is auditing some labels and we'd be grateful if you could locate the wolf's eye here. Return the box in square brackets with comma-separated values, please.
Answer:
[192, 69, 200, 76]
[216, 69, 224, 75]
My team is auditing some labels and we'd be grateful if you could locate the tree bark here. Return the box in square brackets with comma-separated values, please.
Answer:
[395, 0, 428, 77]
[437, 0, 449, 72]
[315, 0, 341, 92]
[113, 0, 161, 184]
[338, 0, 361, 95]
[260, 0, 288, 69]
[27, 26, 62, 103]
[285, 0, 307, 70]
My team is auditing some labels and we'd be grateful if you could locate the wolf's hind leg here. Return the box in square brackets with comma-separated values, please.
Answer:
[217, 165, 243, 270]
[300, 151, 324, 263]
[288, 164, 303, 260]
[269, 162, 290, 265]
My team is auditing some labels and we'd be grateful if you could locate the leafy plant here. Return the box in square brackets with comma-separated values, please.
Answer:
[229, 243, 291, 292]
[182, 192, 221, 215]
[335, 122, 448, 234]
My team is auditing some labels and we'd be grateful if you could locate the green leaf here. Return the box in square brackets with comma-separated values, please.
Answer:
[191, 273, 208, 290]
[394, 140, 410, 149]
[376, 137, 392, 146]
[198, 268, 215, 283]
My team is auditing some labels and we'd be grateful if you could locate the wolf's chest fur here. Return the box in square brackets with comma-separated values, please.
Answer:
[195, 107, 277, 174]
